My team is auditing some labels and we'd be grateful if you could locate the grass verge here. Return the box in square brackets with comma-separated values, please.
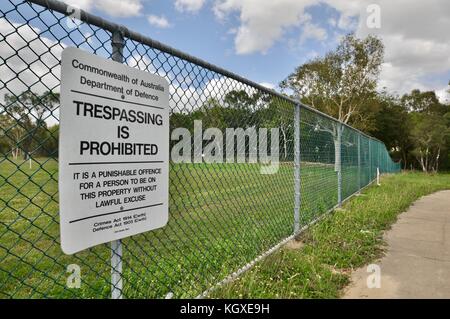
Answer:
[210, 172, 450, 298]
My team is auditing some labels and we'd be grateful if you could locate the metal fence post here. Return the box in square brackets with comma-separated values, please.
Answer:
[337, 123, 342, 206]
[293, 103, 301, 234]
[357, 134, 361, 191]
[110, 29, 125, 300]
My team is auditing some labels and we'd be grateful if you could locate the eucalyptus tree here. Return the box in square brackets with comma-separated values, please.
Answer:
[280, 34, 384, 170]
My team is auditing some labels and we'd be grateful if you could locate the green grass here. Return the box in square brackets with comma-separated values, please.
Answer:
[210, 172, 450, 298]
[0, 156, 397, 298]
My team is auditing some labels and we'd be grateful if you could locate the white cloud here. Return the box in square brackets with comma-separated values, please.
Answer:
[214, 0, 450, 97]
[0, 19, 64, 125]
[170, 85, 202, 112]
[126, 53, 203, 111]
[147, 15, 172, 28]
[323, 0, 450, 97]
[323, 0, 361, 29]
[127, 53, 154, 72]
[214, 0, 319, 55]
[98, 0, 143, 17]
[168, 76, 261, 112]
[64, 0, 92, 10]
[175, 0, 206, 13]
[0, 19, 64, 95]
[259, 82, 275, 90]
[353, 0, 450, 97]
[202, 77, 255, 101]
[299, 22, 327, 44]
[327, 17, 337, 27]
[435, 87, 450, 104]
[307, 50, 319, 59]
[63, 0, 143, 17]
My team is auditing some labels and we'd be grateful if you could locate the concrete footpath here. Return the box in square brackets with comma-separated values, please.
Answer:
[343, 190, 450, 298]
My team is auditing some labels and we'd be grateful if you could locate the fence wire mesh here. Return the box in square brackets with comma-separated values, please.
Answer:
[0, 0, 401, 299]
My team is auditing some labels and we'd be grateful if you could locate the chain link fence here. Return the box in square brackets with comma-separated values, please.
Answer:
[0, 0, 401, 299]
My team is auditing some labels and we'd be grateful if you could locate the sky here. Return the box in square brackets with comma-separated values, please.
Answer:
[1, 0, 450, 103]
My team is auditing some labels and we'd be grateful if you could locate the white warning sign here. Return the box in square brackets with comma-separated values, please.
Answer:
[59, 47, 169, 254]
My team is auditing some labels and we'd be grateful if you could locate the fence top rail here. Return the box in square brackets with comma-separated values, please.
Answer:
[29, 0, 380, 143]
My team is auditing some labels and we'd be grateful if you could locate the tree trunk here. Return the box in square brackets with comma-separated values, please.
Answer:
[435, 148, 440, 173]
[333, 123, 342, 172]
[418, 152, 427, 172]
[401, 150, 407, 169]
[334, 138, 340, 172]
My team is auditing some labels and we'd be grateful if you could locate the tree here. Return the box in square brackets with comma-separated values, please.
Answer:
[401, 89, 446, 114]
[0, 113, 23, 158]
[401, 89, 450, 172]
[257, 97, 293, 160]
[280, 34, 384, 170]
[3, 90, 59, 159]
[2, 94, 33, 159]
[169, 91, 269, 162]
[371, 91, 412, 168]
[409, 113, 449, 172]
[280, 34, 383, 129]
[39, 124, 59, 158]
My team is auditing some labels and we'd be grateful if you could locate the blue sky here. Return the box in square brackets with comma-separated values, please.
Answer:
[84, 1, 341, 89]
[1, 0, 449, 102]
[65, 0, 449, 101]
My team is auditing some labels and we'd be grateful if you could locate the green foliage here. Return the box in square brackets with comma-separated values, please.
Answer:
[403, 90, 450, 171]
[279, 32, 449, 173]
[401, 89, 445, 114]
[169, 89, 295, 161]
[280, 34, 384, 132]
[0, 91, 59, 159]
[409, 112, 449, 172]
[368, 89, 450, 171]
[371, 91, 412, 164]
